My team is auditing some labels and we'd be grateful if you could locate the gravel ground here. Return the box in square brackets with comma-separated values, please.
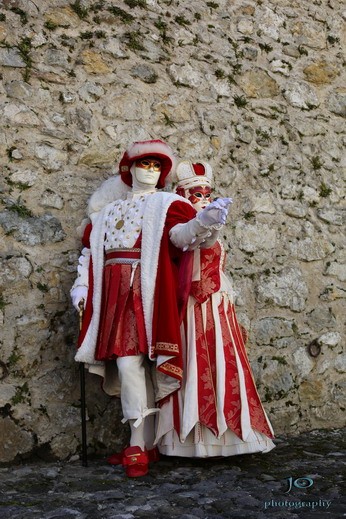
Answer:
[0, 428, 345, 519]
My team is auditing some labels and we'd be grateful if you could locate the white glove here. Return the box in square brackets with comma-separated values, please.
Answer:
[170, 219, 212, 251]
[71, 286, 88, 311]
[197, 197, 233, 228]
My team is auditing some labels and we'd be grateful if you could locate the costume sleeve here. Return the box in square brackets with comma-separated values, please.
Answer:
[167, 201, 219, 251]
[165, 200, 196, 230]
[70, 223, 92, 292]
[199, 228, 220, 249]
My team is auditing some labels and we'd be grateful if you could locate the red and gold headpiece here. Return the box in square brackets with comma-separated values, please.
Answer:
[176, 160, 213, 190]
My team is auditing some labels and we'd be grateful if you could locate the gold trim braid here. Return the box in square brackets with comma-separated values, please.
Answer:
[107, 247, 141, 253]
[160, 363, 183, 378]
[156, 342, 179, 353]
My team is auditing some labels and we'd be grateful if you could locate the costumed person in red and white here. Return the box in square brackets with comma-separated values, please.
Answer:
[70, 141, 232, 477]
[156, 160, 275, 457]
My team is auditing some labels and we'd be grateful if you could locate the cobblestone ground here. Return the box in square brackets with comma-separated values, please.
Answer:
[0, 429, 344, 519]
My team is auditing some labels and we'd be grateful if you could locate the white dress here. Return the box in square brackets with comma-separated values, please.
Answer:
[156, 241, 275, 457]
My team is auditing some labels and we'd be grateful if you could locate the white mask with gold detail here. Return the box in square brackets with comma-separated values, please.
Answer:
[131, 157, 162, 193]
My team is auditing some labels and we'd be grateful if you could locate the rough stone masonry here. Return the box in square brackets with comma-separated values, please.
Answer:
[0, 0, 345, 463]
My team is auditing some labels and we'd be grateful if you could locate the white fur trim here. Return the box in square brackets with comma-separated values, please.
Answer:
[76, 218, 91, 239]
[128, 141, 174, 162]
[141, 193, 188, 351]
[75, 203, 109, 364]
[87, 175, 131, 217]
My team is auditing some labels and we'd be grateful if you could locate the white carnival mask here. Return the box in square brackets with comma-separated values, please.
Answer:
[132, 157, 161, 189]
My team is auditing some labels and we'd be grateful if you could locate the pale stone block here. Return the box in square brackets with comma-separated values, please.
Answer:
[326, 262, 346, 281]
[0, 48, 26, 67]
[283, 81, 320, 109]
[293, 348, 314, 378]
[35, 144, 67, 172]
[235, 222, 276, 252]
[256, 267, 309, 312]
[252, 317, 295, 345]
[318, 331, 341, 347]
[3, 103, 40, 127]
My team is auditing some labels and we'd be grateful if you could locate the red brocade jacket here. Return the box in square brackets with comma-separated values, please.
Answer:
[74, 194, 197, 395]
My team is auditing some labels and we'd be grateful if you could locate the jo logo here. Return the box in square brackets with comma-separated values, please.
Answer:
[285, 476, 314, 493]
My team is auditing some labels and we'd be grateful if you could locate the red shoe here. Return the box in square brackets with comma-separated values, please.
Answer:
[122, 446, 149, 477]
[148, 446, 160, 463]
[107, 446, 159, 466]
[107, 451, 124, 465]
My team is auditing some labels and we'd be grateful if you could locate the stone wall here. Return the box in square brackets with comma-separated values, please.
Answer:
[0, 0, 345, 463]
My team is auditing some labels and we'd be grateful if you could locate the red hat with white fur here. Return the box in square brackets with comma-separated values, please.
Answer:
[119, 139, 176, 189]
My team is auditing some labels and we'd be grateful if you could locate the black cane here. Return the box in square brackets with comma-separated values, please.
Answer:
[79, 362, 88, 467]
[78, 299, 88, 467]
